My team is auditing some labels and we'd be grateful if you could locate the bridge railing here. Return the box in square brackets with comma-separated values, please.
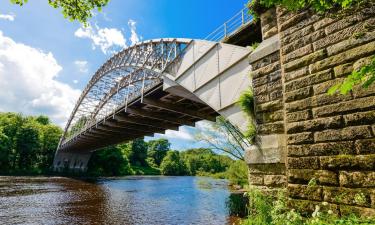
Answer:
[204, 7, 253, 42]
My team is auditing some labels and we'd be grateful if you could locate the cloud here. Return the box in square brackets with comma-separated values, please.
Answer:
[73, 80, 78, 84]
[74, 23, 126, 54]
[74, 60, 88, 73]
[0, 31, 81, 127]
[128, 19, 140, 46]
[0, 13, 15, 21]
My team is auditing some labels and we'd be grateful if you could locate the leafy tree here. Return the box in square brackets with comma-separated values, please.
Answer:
[39, 124, 63, 170]
[35, 115, 50, 125]
[121, 138, 148, 166]
[226, 160, 248, 186]
[10, 0, 110, 24]
[0, 129, 11, 171]
[147, 138, 170, 166]
[87, 145, 132, 176]
[160, 151, 188, 176]
[15, 121, 41, 170]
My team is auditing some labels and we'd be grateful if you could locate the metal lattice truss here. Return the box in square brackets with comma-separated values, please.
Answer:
[61, 38, 192, 146]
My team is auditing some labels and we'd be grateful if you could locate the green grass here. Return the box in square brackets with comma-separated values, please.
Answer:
[131, 165, 161, 175]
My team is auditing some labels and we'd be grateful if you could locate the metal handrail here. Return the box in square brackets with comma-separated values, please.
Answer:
[204, 7, 253, 42]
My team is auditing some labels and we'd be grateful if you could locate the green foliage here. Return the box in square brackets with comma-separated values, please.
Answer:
[10, 0, 110, 24]
[238, 89, 256, 140]
[147, 138, 170, 166]
[87, 145, 132, 176]
[121, 138, 148, 166]
[181, 148, 233, 175]
[226, 160, 249, 187]
[160, 151, 188, 175]
[328, 56, 375, 95]
[241, 187, 375, 225]
[0, 112, 62, 174]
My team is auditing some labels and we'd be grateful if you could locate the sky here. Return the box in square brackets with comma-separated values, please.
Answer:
[0, 0, 247, 150]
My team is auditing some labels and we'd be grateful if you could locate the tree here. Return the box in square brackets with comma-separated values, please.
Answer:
[39, 124, 63, 170]
[121, 138, 148, 166]
[147, 138, 170, 166]
[10, 0, 111, 24]
[0, 129, 11, 171]
[160, 151, 188, 176]
[195, 117, 252, 160]
[87, 145, 132, 176]
[15, 121, 41, 170]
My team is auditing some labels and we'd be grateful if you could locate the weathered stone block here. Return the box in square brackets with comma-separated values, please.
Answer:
[323, 186, 371, 207]
[288, 184, 322, 201]
[355, 139, 375, 154]
[344, 111, 375, 126]
[288, 156, 320, 169]
[248, 163, 286, 175]
[284, 49, 327, 72]
[333, 63, 353, 78]
[249, 174, 264, 185]
[284, 44, 313, 64]
[339, 171, 375, 188]
[288, 169, 338, 185]
[285, 66, 309, 82]
[281, 30, 325, 55]
[253, 76, 268, 87]
[252, 61, 280, 79]
[312, 96, 375, 118]
[286, 97, 315, 112]
[258, 122, 284, 135]
[264, 175, 287, 187]
[340, 205, 375, 218]
[314, 91, 353, 106]
[254, 94, 270, 104]
[270, 89, 283, 101]
[285, 69, 332, 92]
[286, 110, 312, 123]
[256, 100, 283, 113]
[283, 26, 314, 45]
[285, 87, 313, 103]
[286, 116, 343, 134]
[254, 84, 267, 95]
[309, 41, 375, 73]
[314, 18, 375, 51]
[287, 132, 314, 144]
[314, 126, 372, 142]
[280, 11, 310, 32]
[288, 199, 339, 215]
[287, 141, 355, 157]
[313, 78, 345, 95]
[320, 154, 375, 170]
[313, 17, 337, 31]
[327, 31, 375, 56]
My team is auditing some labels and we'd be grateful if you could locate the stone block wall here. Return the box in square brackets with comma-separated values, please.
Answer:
[247, 3, 375, 216]
[246, 8, 287, 191]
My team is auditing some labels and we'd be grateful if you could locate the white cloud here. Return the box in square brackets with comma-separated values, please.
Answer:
[0, 13, 15, 21]
[74, 23, 126, 54]
[74, 60, 88, 73]
[0, 31, 81, 127]
[128, 19, 140, 46]
[73, 80, 78, 84]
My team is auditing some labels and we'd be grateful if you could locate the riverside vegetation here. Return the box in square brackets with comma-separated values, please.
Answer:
[0, 112, 248, 187]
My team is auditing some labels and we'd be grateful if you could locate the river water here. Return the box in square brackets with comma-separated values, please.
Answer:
[0, 176, 241, 225]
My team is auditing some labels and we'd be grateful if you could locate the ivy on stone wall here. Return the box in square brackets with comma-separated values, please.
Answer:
[328, 56, 375, 95]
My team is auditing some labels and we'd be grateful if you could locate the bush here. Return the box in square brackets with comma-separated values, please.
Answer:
[227, 160, 249, 187]
[160, 151, 188, 175]
[241, 187, 375, 225]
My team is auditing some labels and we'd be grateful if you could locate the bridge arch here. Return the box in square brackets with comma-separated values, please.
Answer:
[54, 38, 252, 171]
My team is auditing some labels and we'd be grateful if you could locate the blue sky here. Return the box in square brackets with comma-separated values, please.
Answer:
[0, 0, 247, 150]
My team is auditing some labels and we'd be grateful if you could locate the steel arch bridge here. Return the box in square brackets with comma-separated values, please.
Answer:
[54, 38, 252, 171]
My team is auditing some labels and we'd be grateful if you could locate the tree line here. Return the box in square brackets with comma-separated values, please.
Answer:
[0, 112, 62, 174]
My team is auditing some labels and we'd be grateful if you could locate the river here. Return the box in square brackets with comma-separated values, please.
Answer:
[0, 176, 241, 225]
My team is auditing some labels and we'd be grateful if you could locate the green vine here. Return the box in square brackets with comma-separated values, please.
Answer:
[328, 56, 375, 95]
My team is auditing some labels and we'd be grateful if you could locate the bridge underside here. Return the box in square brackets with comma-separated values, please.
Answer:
[54, 84, 218, 171]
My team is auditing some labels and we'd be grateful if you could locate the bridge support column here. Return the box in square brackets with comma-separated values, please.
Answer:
[245, 7, 287, 192]
[53, 151, 92, 173]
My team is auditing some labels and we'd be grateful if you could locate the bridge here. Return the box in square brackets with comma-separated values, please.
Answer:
[53, 8, 260, 172]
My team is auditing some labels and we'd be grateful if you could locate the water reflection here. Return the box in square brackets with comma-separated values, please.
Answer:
[0, 176, 240, 225]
